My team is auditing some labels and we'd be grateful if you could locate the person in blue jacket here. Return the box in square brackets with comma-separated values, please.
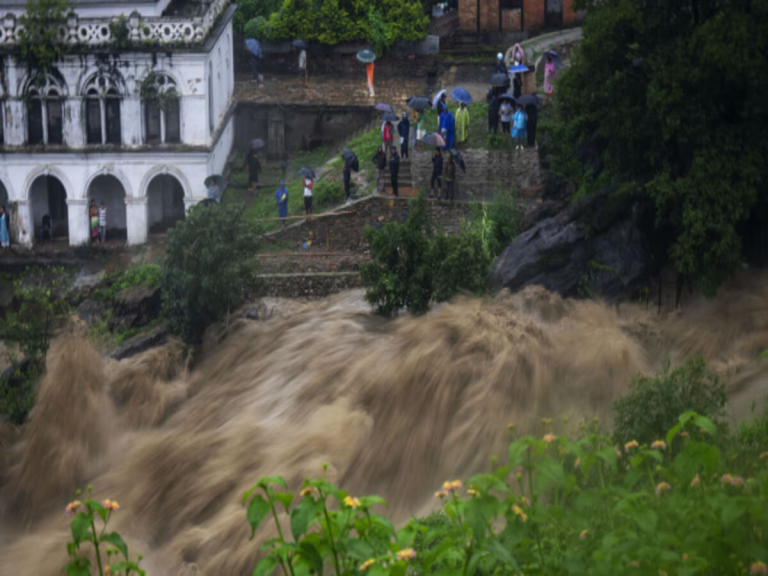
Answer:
[275, 181, 288, 228]
[439, 108, 456, 150]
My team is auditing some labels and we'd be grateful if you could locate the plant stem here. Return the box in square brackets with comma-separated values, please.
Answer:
[264, 488, 295, 576]
[320, 489, 342, 576]
[462, 542, 474, 576]
[90, 514, 105, 576]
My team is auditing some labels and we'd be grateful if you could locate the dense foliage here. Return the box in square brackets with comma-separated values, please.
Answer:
[550, 0, 768, 295]
[612, 357, 727, 449]
[17, 0, 70, 81]
[360, 193, 518, 316]
[161, 204, 260, 344]
[244, 410, 768, 576]
[261, 0, 429, 54]
[234, 0, 283, 36]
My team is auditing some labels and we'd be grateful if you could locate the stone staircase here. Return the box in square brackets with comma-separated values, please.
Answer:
[383, 156, 419, 197]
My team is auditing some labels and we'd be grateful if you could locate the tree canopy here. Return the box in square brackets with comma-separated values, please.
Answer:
[550, 0, 768, 294]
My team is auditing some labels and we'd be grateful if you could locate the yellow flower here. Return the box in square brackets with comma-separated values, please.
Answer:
[759, 451, 768, 459]
[343, 496, 361, 509]
[359, 559, 375, 571]
[300, 487, 313, 497]
[519, 496, 530, 507]
[543, 433, 556, 444]
[102, 499, 120, 511]
[574, 458, 581, 469]
[699, 427, 708, 434]
[579, 529, 587, 540]
[396, 548, 416, 561]
[434, 490, 448, 498]
[466, 489, 478, 496]
[443, 480, 462, 492]
[65, 500, 82, 516]
[651, 440, 667, 450]
[750, 561, 768, 576]
[512, 505, 528, 522]
[655, 482, 671, 496]
[690, 474, 701, 488]
[105, 567, 111, 576]
[507, 423, 516, 431]
[680, 431, 689, 438]
[624, 440, 639, 451]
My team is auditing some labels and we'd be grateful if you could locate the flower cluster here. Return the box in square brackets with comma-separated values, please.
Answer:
[466, 488, 478, 496]
[690, 474, 701, 488]
[750, 561, 767, 576]
[443, 480, 462, 492]
[396, 548, 417, 561]
[720, 474, 745, 487]
[300, 487, 313, 497]
[343, 496, 361, 509]
[512, 504, 528, 522]
[624, 440, 639, 451]
[543, 433, 556, 444]
[655, 482, 671, 496]
[65, 500, 82, 517]
[651, 440, 667, 450]
[102, 499, 120, 511]
[359, 559, 375, 571]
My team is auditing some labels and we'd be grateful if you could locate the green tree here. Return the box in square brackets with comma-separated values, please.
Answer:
[17, 0, 71, 81]
[234, 0, 283, 35]
[552, 0, 768, 295]
[161, 204, 260, 344]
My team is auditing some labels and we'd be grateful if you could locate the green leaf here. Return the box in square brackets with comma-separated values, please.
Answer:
[721, 502, 744, 526]
[298, 541, 324, 575]
[345, 538, 374, 560]
[537, 457, 567, 490]
[65, 559, 91, 576]
[360, 495, 388, 508]
[247, 495, 272, 539]
[693, 415, 716, 437]
[508, 440, 527, 467]
[633, 508, 657, 534]
[101, 532, 129, 559]
[253, 555, 279, 576]
[290, 500, 316, 542]
[274, 491, 294, 513]
[70, 514, 91, 544]
[596, 446, 618, 473]
[486, 539, 519, 569]
[371, 514, 396, 535]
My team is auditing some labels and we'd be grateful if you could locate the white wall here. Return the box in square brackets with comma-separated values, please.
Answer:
[206, 25, 234, 138]
[0, 0, 173, 18]
[207, 114, 235, 176]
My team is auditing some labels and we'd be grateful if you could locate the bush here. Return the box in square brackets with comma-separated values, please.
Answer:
[93, 264, 161, 303]
[485, 191, 519, 256]
[431, 216, 494, 302]
[0, 363, 41, 425]
[161, 204, 260, 344]
[313, 179, 345, 211]
[612, 357, 727, 449]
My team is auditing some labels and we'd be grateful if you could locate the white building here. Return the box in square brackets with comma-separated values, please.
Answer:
[0, 0, 236, 246]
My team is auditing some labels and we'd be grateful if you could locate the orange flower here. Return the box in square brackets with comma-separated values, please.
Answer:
[680, 431, 689, 438]
[651, 440, 666, 450]
[624, 440, 639, 451]
[102, 499, 120, 511]
[682, 554, 689, 562]
[750, 561, 767, 576]
[359, 559, 375, 571]
[343, 496, 361, 509]
[579, 529, 587, 540]
[443, 480, 462, 492]
[396, 548, 416, 561]
[65, 500, 82, 516]
[690, 474, 701, 488]
[300, 487, 313, 497]
[759, 451, 768, 460]
[655, 482, 671, 496]
[699, 428, 708, 434]
[543, 433, 556, 444]
[434, 490, 448, 498]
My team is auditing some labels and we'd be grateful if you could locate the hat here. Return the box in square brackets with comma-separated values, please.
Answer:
[497, 52, 503, 60]
[280, 180, 284, 185]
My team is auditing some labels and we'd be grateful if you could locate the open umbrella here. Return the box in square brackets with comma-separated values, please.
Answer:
[422, 132, 446, 147]
[508, 64, 529, 74]
[490, 73, 509, 87]
[381, 112, 398, 122]
[356, 49, 376, 63]
[204, 174, 227, 189]
[450, 149, 466, 173]
[544, 49, 565, 70]
[451, 87, 472, 105]
[407, 96, 430, 111]
[298, 167, 315, 179]
[516, 94, 538, 106]
[375, 103, 393, 112]
[292, 39, 308, 49]
[245, 38, 263, 59]
[342, 148, 359, 172]
[342, 147, 355, 159]
[499, 93, 516, 101]
[250, 138, 265, 149]
[432, 89, 447, 109]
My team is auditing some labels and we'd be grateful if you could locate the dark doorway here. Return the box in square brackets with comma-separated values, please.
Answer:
[30, 175, 68, 239]
[545, 0, 563, 28]
[87, 175, 127, 240]
[147, 174, 185, 234]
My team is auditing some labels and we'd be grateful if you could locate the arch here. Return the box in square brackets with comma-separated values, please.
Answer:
[29, 175, 68, 240]
[83, 166, 133, 199]
[75, 67, 127, 96]
[0, 179, 8, 209]
[83, 73, 123, 145]
[22, 165, 74, 201]
[140, 71, 181, 145]
[87, 175, 127, 241]
[139, 164, 190, 199]
[146, 174, 185, 234]
[19, 70, 68, 99]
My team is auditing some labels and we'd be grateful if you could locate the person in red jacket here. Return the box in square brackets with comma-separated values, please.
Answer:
[383, 121, 394, 158]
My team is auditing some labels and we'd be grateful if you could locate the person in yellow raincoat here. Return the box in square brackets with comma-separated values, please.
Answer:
[455, 102, 470, 145]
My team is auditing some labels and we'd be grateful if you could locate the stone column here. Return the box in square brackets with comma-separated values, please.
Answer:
[126, 197, 148, 245]
[66, 198, 89, 246]
[11, 200, 33, 246]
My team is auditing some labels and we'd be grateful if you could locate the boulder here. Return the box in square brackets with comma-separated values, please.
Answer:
[111, 324, 168, 361]
[109, 284, 162, 332]
[77, 298, 102, 324]
[490, 187, 653, 301]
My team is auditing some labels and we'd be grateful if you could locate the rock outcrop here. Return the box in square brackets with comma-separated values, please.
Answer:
[109, 284, 162, 332]
[490, 187, 653, 300]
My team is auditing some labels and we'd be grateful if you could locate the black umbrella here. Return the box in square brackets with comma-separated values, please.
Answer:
[408, 96, 430, 111]
[292, 39, 308, 49]
[342, 147, 356, 159]
[449, 149, 466, 173]
[381, 112, 398, 122]
[204, 174, 227, 189]
[544, 49, 565, 70]
[422, 132, 446, 147]
[490, 73, 509, 87]
[375, 103, 393, 112]
[516, 94, 538, 106]
[250, 138, 265, 149]
[499, 93, 516, 101]
[298, 167, 315, 179]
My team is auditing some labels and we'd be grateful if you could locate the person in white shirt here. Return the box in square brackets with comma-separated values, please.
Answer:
[303, 177, 313, 215]
[500, 100, 513, 141]
[299, 49, 307, 84]
[98, 202, 107, 244]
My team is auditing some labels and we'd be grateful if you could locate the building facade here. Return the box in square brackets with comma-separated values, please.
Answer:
[0, 0, 236, 246]
[457, 0, 582, 34]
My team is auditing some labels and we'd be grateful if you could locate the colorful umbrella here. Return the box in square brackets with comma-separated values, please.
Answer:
[356, 49, 376, 63]
[451, 88, 472, 104]
[508, 64, 529, 74]
[432, 89, 447, 109]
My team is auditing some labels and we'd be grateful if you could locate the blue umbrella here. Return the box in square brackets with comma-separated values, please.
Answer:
[356, 50, 376, 63]
[508, 64, 529, 74]
[245, 38, 263, 59]
[451, 87, 472, 104]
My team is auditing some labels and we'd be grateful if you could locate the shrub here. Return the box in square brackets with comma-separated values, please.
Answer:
[93, 264, 161, 303]
[313, 178, 345, 211]
[0, 362, 41, 425]
[485, 191, 519, 256]
[161, 203, 260, 344]
[612, 357, 727, 449]
[431, 216, 494, 302]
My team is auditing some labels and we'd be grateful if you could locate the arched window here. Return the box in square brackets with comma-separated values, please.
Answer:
[27, 75, 64, 145]
[84, 75, 122, 145]
[142, 73, 181, 145]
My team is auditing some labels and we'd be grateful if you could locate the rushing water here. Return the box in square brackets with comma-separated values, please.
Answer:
[1, 274, 767, 576]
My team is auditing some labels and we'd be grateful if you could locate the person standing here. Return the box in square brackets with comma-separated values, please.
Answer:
[443, 154, 456, 202]
[513, 73, 522, 99]
[275, 181, 288, 228]
[99, 201, 107, 244]
[544, 56, 556, 102]
[439, 108, 456, 150]
[430, 148, 443, 199]
[494, 52, 507, 74]
[88, 199, 100, 244]
[456, 102, 469, 145]
[436, 93, 447, 129]
[500, 99, 513, 141]
[414, 108, 424, 151]
[487, 89, 499, 135]
[397, 111, 410, 160]
[245, 151, 261, 191]
[303, 176, 313, 215]
[0, 205, 9, 249]
[383, 121, 394, 158]
[513, 105, 527, 150]
[299, 48, 308, 85]
[366, 62, 375, 97]
[372, 146, 387, 194]
[389, 149, 400, 197]
[526, 103, 538, 148]
[343, 154, 353, 204]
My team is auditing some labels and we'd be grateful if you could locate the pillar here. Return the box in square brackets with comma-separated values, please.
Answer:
[126, 197, 148, 245]
[66, 198, 89, 246]
[268, 107, 285, 160]
[11, 200, 33, 246]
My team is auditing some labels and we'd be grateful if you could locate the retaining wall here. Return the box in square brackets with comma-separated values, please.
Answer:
[259, 272, 362, 298]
